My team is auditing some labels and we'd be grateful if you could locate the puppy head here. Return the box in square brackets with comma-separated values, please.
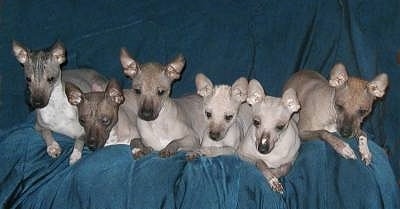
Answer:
[196, 73, 248, 141]
[12, 41, 65, 108]
[247, 79, 299, 154]
[329, 63, 388, 138]
[65, 79, 124, 150]
[120, 48, 185, 121]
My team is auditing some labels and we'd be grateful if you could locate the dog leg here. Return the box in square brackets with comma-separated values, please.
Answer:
[36, 122, 62, 158]
[256, 160, 284, 194]
[300, 130, 357, 160]
[69, 136, 85, 165]
[130, 138, 153, 159]
[355, 129, 372, 165]
[160, 135, 199, 158]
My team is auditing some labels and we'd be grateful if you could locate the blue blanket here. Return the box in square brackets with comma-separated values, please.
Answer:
[0, 0, 399, 208]
[0, 116, 399, 209]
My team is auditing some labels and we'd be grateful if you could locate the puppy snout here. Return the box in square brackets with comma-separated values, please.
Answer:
[31, 98, 46, 108]
[258, 133, 271, 154]
[87, 137, 98, 151]
[209, 131, 221, 141]
[340, 126, 353, 138]
[139, 108, 155, 121]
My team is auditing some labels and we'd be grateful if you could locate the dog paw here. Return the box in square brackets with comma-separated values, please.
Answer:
[160, 148, 176, 158]
[338, 142, 357, 160]
[186, 151, 200, 161]
[268, 177, 284, 194]
[47, 142, 62, 158]
[69, 149, 82, 165]
[358, 136, 372, 165]
[132, 148, 146, 159]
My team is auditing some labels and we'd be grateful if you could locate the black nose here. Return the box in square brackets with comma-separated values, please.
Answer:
[32, 99, 45, 108]
[139, 108, 155, 121]
[209, 131, 221, 140]
[87, 137, 98, 151]
[340, 127, 353, 138]
[258, 142, 270, 154]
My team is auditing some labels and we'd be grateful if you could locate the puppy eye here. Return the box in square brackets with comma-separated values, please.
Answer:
[276, 124, 286, 131]
[205, 111, 212, 119]
[26, 77, 32, 83]
[101, 117, 111, 126]
[134, 88, 141, 95]
[79, 118, 86, 125]
[358, 109, 368, 116]
[253, 119, 260, 127]
[157, 89, 166, 96]
[225, 114, 233, 122]
[47, 76, 55, 83]
[335, 104, 344, 112]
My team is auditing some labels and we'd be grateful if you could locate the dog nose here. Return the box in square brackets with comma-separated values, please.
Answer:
[209, 131, 221, 140]
[340, 127, 353, 138]
[258, 142, 270, 154]
[139, 108, 155, 121]
[87, 137, 98, 150]
[32, 99, 45, 108]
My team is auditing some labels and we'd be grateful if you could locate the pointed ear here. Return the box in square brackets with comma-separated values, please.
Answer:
[106, 79, 124, 105]
[165, 54, 185, 80]
[120, 47, 139, 78]
[367, 73, 388, 98]
[329, 63, 348, 87]
[51, 41, 66, 64]
[195, 73, 213, 97]
[231, 77, 248, 102]
[65, 82, 83, 106]
[282, 88, 300, 113]
[12, 40, 29, 64]
[247, 79, 265, 105]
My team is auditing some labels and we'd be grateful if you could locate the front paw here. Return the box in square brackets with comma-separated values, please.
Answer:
[69, 149, 82, 165]
[186, 151, 201, 161]
[159, 147, 176, 158]
[358, 136, 372, 165]
[267, 176, 284, 194]
[47, 142, 62, 158]
[132, 147, 152, 159]
[336, 142, 357, 160]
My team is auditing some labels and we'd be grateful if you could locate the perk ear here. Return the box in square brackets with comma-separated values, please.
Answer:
[247, 79, 265, 105]
[165, 54, 185, 80]
[195, 73, 213, 97]
[50, 41, 66, 64]
[120, 47, 139, 78]
[106, 79, 124, 105]
[282, 88, 300, 113]
[367, 73, 388, 98]
[329, 63, 348, 87]
[231, 77, 248, 103]
[12, 40, 29, 64]
[65, 82, 83, 106]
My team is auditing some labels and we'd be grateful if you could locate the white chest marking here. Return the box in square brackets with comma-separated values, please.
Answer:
[36, 83, 84, 138]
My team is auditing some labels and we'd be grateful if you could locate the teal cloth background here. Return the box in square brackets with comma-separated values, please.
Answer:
[0, 0, 399, 208]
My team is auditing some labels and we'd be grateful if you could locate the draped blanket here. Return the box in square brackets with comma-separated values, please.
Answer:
[0, 1, 399, 208]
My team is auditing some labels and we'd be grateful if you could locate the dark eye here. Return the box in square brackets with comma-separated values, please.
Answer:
[101, 117, 111, 126]
[26, 77, 32, 83]
[205, 111, 212, 119]
[225, 114, 233, 122]
[47, 76, 55, 83]
[157, 89, 166, 96]
[134, 88, 141, 95]
[335, 104, 344, 112]
[253, 119, 260, 127]
[358, 109, 368, 116]
[79, 118, 86, 125]
[276, 124, 286, 131]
